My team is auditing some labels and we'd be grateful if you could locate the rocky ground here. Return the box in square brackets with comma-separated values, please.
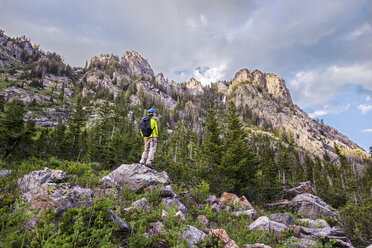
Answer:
[1, 164, 356, 248]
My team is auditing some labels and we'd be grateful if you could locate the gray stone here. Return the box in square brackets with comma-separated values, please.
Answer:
[161, 185, 177, 198]
[108, 209, 129, 232]
[296, 218, 330, 229]
[211, 203, 222, 212]
[162, 197, 188, 213]
[0, 170, 11, 177]
[147, 221, 164, 236]
[283, 181, 317, 199]
[244, 244, 272, 248]
[17, 167, 69, 193]
[132, 198, 151, 213]
[161, 210, 168, 221]
[197, 215, 209, 225]
[181, 225, 206, 248]
[205, 195, 218, 204]
[92, 188, 119, 198]
[176, 210, 186, 220]
[249, 216, 289, 238]
[234, 210, 259, 219]
[269, 213, 294, 225]
[293, 193, 336, 218]
[283, 236, 318, 248]
[99, 163, 170, 191]
[23, 183, 93, 229]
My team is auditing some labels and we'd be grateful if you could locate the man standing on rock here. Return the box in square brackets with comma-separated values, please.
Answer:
[139, 108, 159, 169]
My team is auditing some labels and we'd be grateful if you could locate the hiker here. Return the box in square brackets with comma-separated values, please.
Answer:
[139, 108, 159, 168]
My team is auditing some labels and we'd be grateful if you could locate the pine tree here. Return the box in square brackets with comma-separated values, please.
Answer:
[0, 100, 26, 160]
[200, 109, 222, 182]
[69, 96, 86, 159]
[261, 152, 280, 201]
[220, 101, 259, 194]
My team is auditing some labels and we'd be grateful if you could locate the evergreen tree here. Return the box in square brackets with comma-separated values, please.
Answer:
[69, 96, 86, 159]
[219, 101, 259, 194]
[0, 100, 26, 160]
[200, 109, 223, 189]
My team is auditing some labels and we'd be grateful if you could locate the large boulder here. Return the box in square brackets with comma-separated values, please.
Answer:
[293, 193, 336, 218]
[299, 226, 354, 248]
[249, 216, 289, 239]
[17, 167, 69, 193]
[269, 213, 294, 226]
[267, 193, 336, 219]
[283, 182, 317, 199]
[181, 225, 206, 248]
[99, 163, 170, 191]
[23, 183, 93, 229]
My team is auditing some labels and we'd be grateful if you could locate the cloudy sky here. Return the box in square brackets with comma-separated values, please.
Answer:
[1, 0, 371, 151]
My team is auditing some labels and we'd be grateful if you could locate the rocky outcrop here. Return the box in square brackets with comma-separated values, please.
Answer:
[23, 183, 94, 229]
[283, 181, 317, 199]
[228, 69, 363, 162]
[231, 69, 292, 106]
[99, 163, 170, 191]
[120, 51, 154, 81]
[2, 86, 50, 105]
[0, 31, 37, 68]
[181, 225, 206, 248]
[17, 167, 69, 193]
[267, 193, 336, 219]
[186, 78, 204, 95]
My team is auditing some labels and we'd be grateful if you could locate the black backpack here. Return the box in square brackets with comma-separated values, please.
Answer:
[140, 116, 153, 137]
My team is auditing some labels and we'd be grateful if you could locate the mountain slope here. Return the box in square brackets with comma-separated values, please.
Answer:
[0, 30, 369, 165]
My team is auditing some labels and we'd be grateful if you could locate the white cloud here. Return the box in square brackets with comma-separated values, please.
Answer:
[194, 63, 227, 85]
[309, 103, 350, 118]
[361, 129, 372, 133]
[348, 23, 372, 39]
[289, 62, 372, 107]
[366, 95, 371, 101]
[309, 110, 328, 118]
[358, 104, 372, 114]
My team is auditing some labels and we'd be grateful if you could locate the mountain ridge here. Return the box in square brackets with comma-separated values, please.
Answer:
[0, 30, 368, 167]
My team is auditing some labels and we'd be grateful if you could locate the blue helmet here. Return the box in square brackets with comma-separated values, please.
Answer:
[148, 108, 157, 114]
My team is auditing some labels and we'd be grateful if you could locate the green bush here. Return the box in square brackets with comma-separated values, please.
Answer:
[339, 198, 372, 247]
[190, 181, 210, 204]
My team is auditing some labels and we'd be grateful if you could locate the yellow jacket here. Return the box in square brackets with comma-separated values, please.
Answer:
[141, 116, 159, 140]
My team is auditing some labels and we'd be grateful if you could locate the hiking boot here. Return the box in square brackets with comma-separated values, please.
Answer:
[145, 164, 153, 169]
